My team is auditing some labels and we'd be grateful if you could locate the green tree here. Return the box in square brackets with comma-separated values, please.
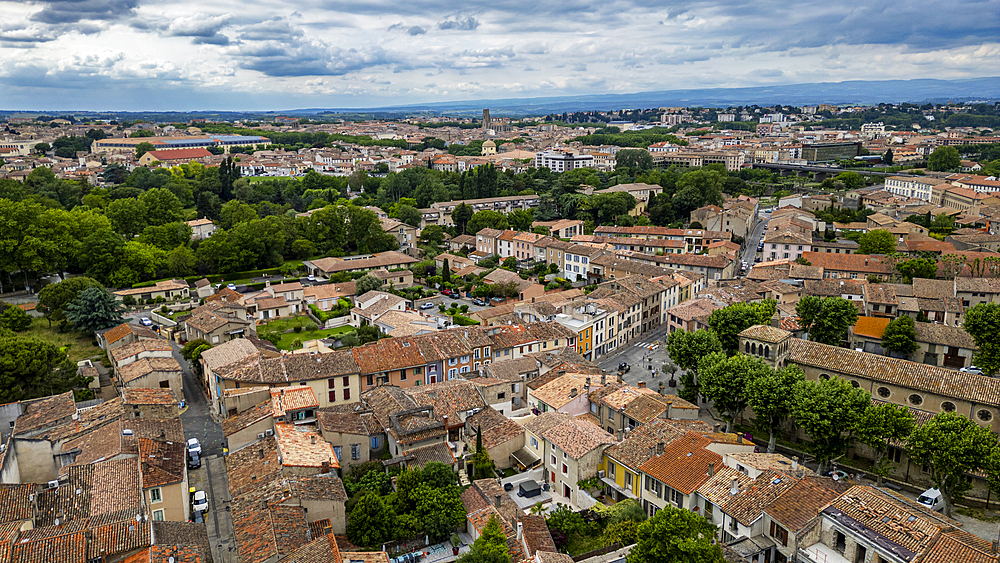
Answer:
[134, 142, 155, 159]
[442, 259, 451, 284]
[219, 200, 258, 230]
[346, 491, 394, 549]
[855, 402, 915, 486]
[615, 149, 654, 172]
[928, 146, 961, 171]
[698, 352, 771, 432]
[626, 505, 723, 563]
[666, 329, 723, 403]
[105, 197, 149, 238]
[895, 258, 937, 283]
[166, 245, 197, 277]
[791, 376, 871, 474]
[412, 482, 466, 542]
[882, 148, 894, 165]
[471, 427, 494, 478]
[467, 210, 510, 234]
[37, 277, 104, 327]
[835, 171, 864, 191]
[453, 203, 474, 234]
[138, 188, 184, 226]
[355, 274, 383, 296]
[881, 315, 919, 356]
[857, 229, 896, 254]
[63, 286, 124, 332]
[357, 325, 380, 344]
[396, 204, 423, 228]
[796, 296, 858, 346]
[706, 300, 777, 354]
[746, 364, 804, 453]
[33, 142, 51, 154]
[420, 225, 447, 246]
[501, 257, 516, 270]
[963, 302, 1000, 376]
[908, 412, 996, 517]
[421, 460, 459, 488]
[0, 335, 83, 402]
[458, 515, 510, 563]
[507, 208, 534, 232]
[672, 169, 725, 217]
[0, 304, 32, 332]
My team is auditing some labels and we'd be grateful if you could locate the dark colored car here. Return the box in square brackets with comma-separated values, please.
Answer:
[472, 298, 487, 306]
[188, 450, 201, 470]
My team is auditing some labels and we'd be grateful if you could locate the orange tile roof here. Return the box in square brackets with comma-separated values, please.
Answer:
[637, 432, 721, 495]
[273, 423, 338, 469]
[270, 386, 319, 417]
[853, 316, 891, 339]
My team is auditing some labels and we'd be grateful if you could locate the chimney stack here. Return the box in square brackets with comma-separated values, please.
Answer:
[665, 401, 672, 419]
[311, 435, 317, 444]
[601, 373, 607, 385]
[638, 381, 646, 389]
[793, 457, 799, 471]
[585, 377, 591, 390]
[322, 461, 330, 473]
[616, 430, 622, 442]
[656, 441, 664, 455]
[443, 415, 449, 427]
[709, 462, 715, 477]
[649, 446, 655, 458]
[737, 434, 743, 444]
[570, 388, 578, 398]
[494, 495, 501, 509]
[517, 521, 523, 540]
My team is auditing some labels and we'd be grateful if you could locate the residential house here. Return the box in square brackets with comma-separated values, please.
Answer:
[522, 412, 616, 506]
[183, 302, 255, 344]
[465, 406, 525, 470]
[113, 279, 190, 302]
[350, 291, 406, 327]
[186, 218, 216, 239]
[304, 251, 418, 277]
[318, 408, 385, 471]
[531, 219, 585, 239]
[303, 281, 356, 311]
[601, 419, 696, 502]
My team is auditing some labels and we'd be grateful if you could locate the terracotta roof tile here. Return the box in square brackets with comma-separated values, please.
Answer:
[273, 423, 338, 469]
[853, 316, 891, 339]
[638, 432, 722, 495]
[722, 469, 798, 526]
[467, 407, 523, 449]
[542, 417, 615, 459]
[765, 476, 848, 533]
[605, 419, 691, 472]
[122, 388, 176, 405]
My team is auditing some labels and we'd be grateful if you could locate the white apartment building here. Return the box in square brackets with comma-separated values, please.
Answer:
[884, 176, 948, 202]
[535, 150, 595, 172]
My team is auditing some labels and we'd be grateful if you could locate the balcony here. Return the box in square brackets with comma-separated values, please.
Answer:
[799, 543, 851, 563]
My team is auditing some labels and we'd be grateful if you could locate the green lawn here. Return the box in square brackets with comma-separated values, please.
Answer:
[275, 326, 356, 350]
[259, 316, 316, 333]
[566, 532, 606, 557]
[21, 317, 105, 364]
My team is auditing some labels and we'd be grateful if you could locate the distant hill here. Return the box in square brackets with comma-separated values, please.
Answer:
[297, 76, 1000, 117]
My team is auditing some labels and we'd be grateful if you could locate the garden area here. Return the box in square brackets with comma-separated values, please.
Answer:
[543, 500, 647, 556]
[20, 316, 105, 365]
[257, 315, 359, 350]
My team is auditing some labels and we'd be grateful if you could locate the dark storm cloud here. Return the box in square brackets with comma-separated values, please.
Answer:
[437, 17, 479, 31]
[28, 0, 139, 25]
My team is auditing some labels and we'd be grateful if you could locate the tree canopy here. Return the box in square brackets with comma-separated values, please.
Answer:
[626, 506, 723, 563]
[881, 315, 919, 356]
[791, 376, 871, 474]
[856, 229, 896, 254]
[962, 302, 1000, 376]
[706, 300, 777, 354]
[64, 285, 124, 332]
[796, 296, 859, 346]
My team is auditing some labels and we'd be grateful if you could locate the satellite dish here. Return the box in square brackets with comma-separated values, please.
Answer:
[832, 473, 840, 481]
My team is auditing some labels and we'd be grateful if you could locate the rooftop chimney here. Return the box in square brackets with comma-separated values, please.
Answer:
[737, 434, 743, 444]
[730, 479, 739, 496]
[322, 461, 330, 473]
[585, 377, 591, 389]
[638, 381, 646, 389]
[793, 457, 799, 471]
[601, 373, 607, 385]
[656, 441, 664, 455]
[443, 415, 449, 427]
[517, 521, 523, 541]
[709, 462, 715, 477]
[570, 388, 578, 397]
[494, 494, 501, 509]
[665, 401, 672, 419]
[311, 435, 317, 444]
[649, 446, 655, 458]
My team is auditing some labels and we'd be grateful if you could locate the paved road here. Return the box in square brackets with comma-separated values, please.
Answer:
[188, 455, 236, 563]
[596, 330, 687, 390]
[742, 215, 769, 268]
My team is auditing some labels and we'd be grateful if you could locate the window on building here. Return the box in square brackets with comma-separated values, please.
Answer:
[343, 388, 351, 401]
[351, 443, 361, 460]
[150, 488, 162, 503]
[371, 436, 380, 449]
[531, 437, 538, 449]
[328, 390, 337, 403]
[550, 455, 557, 466]
[333, 446, 343, 461]
[498, 392, 506, 400]
[562, 463, 568, 475]
[769, 521, 788, 546]
[153, 509, 164, 521]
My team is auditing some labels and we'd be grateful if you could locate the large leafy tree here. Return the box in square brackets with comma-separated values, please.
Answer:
[37, 277, 105, 327]
[796, 296, 858, 346]
[908, 412, 996, 517]
[746, 364, 804, 453]
[697, 352, 770, 432]
[0, 334, 82, 402]
[626, 505, 723, 563]
[856, 229, 896, 255]
[706, 300, 777, 354]
[138, 188, 184, 226]
[346, 491, 394, 549]
[452, 203, 474, 234]
[791, 376, 870, 474]
[928, 146, 961, 171]
[412, 482, 466, 542]
[666, 329, 723, 403]
[64, 286, 124, 333]
[458, 515, 510, 563]
[855, 402, 915, 486]
[962, 302, 1000, 376]
[0, 303, 31, 332]
[355, 274, 383, 296]
[881, 315, 919, 356]
[895, 258, 937, 283]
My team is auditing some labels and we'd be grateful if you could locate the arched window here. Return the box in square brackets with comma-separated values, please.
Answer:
[751, 343, 757, 355]
[764, 346, 770, 358]
[745, 341, 750, 354]
[978, 409, 993, 422]
[819, 374, 830, 380]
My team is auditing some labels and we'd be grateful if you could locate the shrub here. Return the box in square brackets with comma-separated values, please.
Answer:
[160, 305, 169, 314]
[293, 326, 303, 333]
[153, 296, 166, 304]
[305, 322, 319, 332]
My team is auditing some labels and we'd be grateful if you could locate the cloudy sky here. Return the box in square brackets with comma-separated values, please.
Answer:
[0, 0, 997, 111]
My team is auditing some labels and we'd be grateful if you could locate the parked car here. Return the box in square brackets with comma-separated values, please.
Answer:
[960, 365, 983, 375]
[824, 468, 850, 481]
[190, 489, 209, 513]
[307, 274, 315, 282]
[139, 317, 153, 326]
[419, 302, 435, 310]
[440, 289, 453, 296]
[450, 292, 461, 299]
[187, 450, 201, 470]
[491, 296, 505, 302]
[187, 438, 201, 456]
[227, 283, 237, 291]
[917, 488, 944, 512]
[472, 298, 487, 306]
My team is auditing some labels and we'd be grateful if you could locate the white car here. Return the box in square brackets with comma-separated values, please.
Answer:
[917, 488, 943, 512]
[960, 365, 984, 375]
[227, 283, 237, 291]
[139, 317, 153, 326]
[191, 490, 209, 513]
[187, 438, 202, 455]
[307, 274, 315, 282]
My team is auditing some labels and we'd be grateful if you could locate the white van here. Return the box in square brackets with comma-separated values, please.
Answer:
[917, 488, 943, 512]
